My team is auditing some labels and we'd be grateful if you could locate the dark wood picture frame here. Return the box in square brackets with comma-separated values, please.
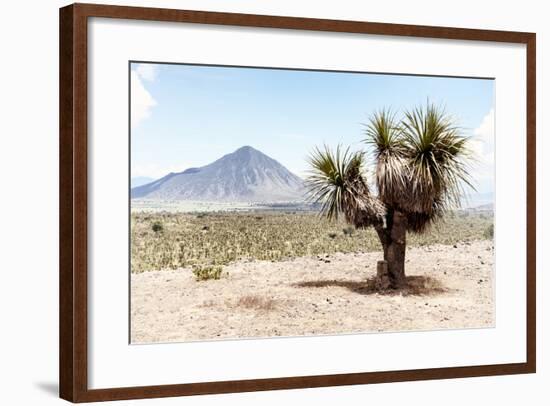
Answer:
[59, 3, 536, 402]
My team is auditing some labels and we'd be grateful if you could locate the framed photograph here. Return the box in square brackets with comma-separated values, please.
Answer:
[59, 3, 536, 402]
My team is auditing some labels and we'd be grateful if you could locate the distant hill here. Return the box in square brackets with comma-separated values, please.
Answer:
[131, 176, 154, 188]
[469, 203, 494, 212]
[131, 146, 306, 202]
[460, 192, 494, 210]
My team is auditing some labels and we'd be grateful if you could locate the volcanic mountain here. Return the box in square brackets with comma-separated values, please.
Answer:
[131, 146, 306, 202]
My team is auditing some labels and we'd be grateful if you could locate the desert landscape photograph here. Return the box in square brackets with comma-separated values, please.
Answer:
[130, 62, 495, 344]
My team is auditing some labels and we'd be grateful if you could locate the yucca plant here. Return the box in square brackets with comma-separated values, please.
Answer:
[307, 103, 474, 288]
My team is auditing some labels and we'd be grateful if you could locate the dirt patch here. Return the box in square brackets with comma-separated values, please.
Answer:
[130, 240, 494, 343]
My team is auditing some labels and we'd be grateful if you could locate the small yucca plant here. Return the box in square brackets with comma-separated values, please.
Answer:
[152, 221, 163, 233]
[192, 265, 223, 281]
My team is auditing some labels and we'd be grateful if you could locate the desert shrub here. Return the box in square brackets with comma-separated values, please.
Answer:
[342, 226, 355, 236]
[484, 223, 494, 239]
[192, 265, 223, 281]
[152, 222, 163, 233]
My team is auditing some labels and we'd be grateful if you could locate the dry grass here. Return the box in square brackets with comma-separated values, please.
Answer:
[199, 296, 278, 311]
[236, 295, 277, 311]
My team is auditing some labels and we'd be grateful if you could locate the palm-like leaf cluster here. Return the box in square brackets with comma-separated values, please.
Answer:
[364, 109, 408, 207]
[306, 145, 385, 227]
[398, 104, 473, 231]
[400, 105, 472, 204]
[307, 102, 474, 233]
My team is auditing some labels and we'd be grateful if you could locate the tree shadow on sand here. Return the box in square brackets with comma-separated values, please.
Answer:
[293, 275, 449, 296]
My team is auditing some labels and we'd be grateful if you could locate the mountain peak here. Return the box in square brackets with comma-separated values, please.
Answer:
[233, 145, 259, 155]
[132, 147, 305, 203]
[219, 145, 274, 166]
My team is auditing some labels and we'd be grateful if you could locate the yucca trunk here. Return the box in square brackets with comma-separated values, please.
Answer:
[376, 210, 407, 288]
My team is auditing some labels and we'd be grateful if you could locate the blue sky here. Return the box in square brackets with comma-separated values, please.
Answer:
[131, 62, 495, 197]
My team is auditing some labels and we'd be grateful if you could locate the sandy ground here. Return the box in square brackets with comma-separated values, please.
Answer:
[131, 240, 494, 344]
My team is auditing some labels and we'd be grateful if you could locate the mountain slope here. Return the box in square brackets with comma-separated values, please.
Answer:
[131, 146, 305, 202]
[131, 176, 154, 188]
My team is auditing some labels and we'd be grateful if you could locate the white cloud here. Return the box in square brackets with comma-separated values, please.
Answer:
[467, 108, 495, 193]
[475, 109, 494, 140]
[131, 70, 156, 128]
[135, 63, 157, 82]
[472, 108, 495, 165]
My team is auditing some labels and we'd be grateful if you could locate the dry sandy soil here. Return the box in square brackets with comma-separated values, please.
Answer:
[131, 240, 494, 344]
